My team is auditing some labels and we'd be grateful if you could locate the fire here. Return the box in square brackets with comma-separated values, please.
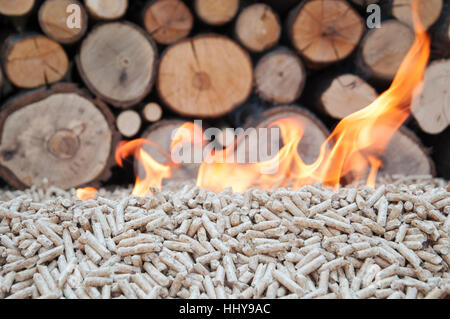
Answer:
[76, 187, 98, 200]
[76, 1, 430, 198]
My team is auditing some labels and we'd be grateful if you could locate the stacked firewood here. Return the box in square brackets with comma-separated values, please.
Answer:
[0, 0, 449, 191]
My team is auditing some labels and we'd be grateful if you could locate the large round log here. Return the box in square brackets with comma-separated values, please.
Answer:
[411, 59, 450, 135]
[76, 22, 158, 108]
[157, 34, 253, 118]
[358, 20, 414, 82]
[143, 0, 193, 45]
[255, 48, 307, 105]
[0, 0, 35, 17]
[84, 0, 128, 20]
[0, 83, 118, 190]
[1, 34, 69, 89]
[195, 0, 239, 26]
[287, 0, 364, 68]
[391, 0, 443, 30]
[235, 3, 281, 53]
[38, 0, 88, 44]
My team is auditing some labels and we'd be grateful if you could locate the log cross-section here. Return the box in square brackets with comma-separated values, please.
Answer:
[0, 84, 118, 190]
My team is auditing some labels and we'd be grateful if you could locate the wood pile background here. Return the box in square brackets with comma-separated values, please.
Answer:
[0, 0, 448, 191]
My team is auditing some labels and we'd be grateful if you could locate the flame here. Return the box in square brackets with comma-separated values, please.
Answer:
[76, 187, 98, 200]
[197, 0, 430, 192]
[79, 1, 430, 196]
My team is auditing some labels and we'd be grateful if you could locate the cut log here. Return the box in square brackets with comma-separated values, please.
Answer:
[235, 3, 281, 53]
[391, 0, 443, 30]
[195, 0, 239, 26]
[143, 0, 194, 45]
[287, 0, 364, 68]
[1, 34, 69, 89]
[255, 48, 306, 105]
[142, 102, 163, 123]
[238, 105, 330, 165]
[411, 59, 450, 135]
[84, 0, 128, 20]
[434, 128, 450, 179]
[157, 34, 253, 118]
[138, 120, 200, 184]
[76, 22, 158, 108]
[0, 0, 35, 16]
[0, 83, 118, 190]
[116, 110, 142, 138]
[377, 127, 435, 178]
[358, 19, 415, 82]
[313, 73, 378, 119]
[38, 0, 88, 44]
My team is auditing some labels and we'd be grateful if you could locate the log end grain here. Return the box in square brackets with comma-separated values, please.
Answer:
[392, 0, 443, 30]
[255, 48, 306, 105]
[116, 110, 142, 138]
[39, 0, 88, 44]
[358, 20, 415, 81]
[77, 22, 158, 108]
[2, 34, 69, 89]
[195, 0, 239, 26]
[142, 102, 163, 123]
[235, 3, 281, 53]
[157, 35, 253, 118]
[411, 59, 450, 135]
[0, 84, 118, 190]
[288, 0, 364, 67]
[143, 0, 194, 45]
[0, 0, 35, 16]
[84, 0, 128, 20]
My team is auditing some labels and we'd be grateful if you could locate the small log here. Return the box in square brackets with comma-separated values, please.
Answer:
[287, 0, 364, 68]
[238, 105, 330, 165]
[358, 19, 415, 82]
[235, 3, 280, 53]
[378, 127, 435, 178]
[84, 0, 128, 20]
[0, 83, 118, 190]
[391, 0, 443, 30]
[38, 0, 88, 44]
[138, 120, 200, 183]
[411, 59, 450, 135]
[0, 0, 35, 17]
[1, 34, 69, 89]
[116, 110, 142, 138]
[142, 102, 163, 123]
[76, 22, 158, 108]
[434, 128, 450, 179]
[143, 0, 194, 45]
[255, 47, 306, 105]
[313, 73, 378, 120]
[157, 34, 253, 118]
[195, 0, 239, 26]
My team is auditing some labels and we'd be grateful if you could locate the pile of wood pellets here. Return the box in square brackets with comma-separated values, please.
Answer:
[0, 176, 449, 299]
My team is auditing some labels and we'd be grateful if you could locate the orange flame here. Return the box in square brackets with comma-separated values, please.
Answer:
[79, 1, 430, 196]
[76, 187, 98, 200]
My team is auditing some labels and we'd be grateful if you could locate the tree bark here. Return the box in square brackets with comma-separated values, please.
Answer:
[0, 83, 118, 190]
[1, 33, 69, 89]
[143, 0, 194, 45]
[255, 47, 307, 105]
[357, 19, 415, 82]
[411, 59, 450, 135]
[235, 3, 281, 53]
[195, 0, 239, 26]
[287, 0, 364, 68]
[84, 0, 128, 20]
[157, 34, 253, 118]
[38, 0, 88, 44]
[76, 22, 158, 108]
